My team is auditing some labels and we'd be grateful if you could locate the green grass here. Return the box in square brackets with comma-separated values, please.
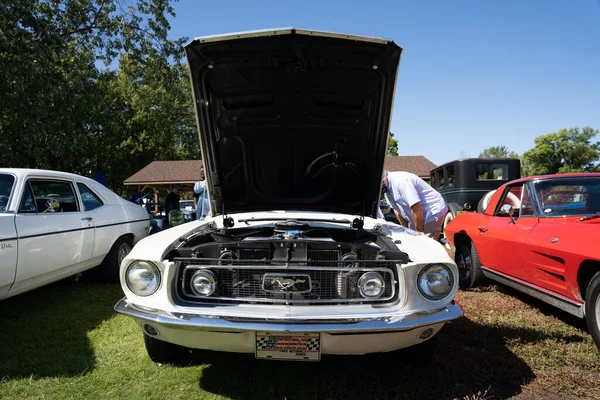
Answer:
[0, 279, 599, 400]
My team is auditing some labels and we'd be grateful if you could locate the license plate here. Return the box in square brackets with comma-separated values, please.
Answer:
[255, 332, 321, 361]
[456, 210, 468, 215]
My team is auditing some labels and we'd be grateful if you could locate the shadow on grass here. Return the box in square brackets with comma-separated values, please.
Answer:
[190, 316, 577, 400]
[0, 279, 123, 379]
[493, 284, 589, 333]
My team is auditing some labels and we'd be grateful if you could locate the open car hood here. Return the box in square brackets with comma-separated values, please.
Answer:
[184, 28, 402, 219]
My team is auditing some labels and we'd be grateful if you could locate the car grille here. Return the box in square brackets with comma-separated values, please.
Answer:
[174, 254, 400, 305]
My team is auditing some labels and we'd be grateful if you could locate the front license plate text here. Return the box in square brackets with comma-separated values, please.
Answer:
[255, 332, 320, 361]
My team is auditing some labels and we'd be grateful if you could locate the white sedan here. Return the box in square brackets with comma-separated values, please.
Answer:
[0, 168, 151, 300]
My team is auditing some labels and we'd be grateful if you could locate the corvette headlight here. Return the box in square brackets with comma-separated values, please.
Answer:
[417, 264, 453, 300]
[358, 272, 385, 299]
[125, 261, 161, 296]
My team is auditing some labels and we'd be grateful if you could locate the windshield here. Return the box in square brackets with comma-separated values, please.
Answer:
[534, 177, 600, 217]
[0, 174, 16, 212]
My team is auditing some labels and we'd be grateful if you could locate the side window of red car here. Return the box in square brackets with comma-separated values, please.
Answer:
[520, 184, 536, 217]
[494, 183, 523, 217]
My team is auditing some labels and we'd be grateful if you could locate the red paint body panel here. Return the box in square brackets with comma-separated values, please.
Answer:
[526, 218, 600, 300]
[446, 173, 600, 304]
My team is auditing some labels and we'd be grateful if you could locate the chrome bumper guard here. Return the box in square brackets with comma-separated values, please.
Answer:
[114, 298, 464, 334]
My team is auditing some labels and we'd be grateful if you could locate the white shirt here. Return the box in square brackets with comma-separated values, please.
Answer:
[384, 171, 447, 226]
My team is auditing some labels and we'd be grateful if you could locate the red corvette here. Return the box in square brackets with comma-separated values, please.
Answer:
[445, 173, 600, 350]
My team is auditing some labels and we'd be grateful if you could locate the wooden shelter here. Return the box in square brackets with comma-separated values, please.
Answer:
[123, 160, 204, 212]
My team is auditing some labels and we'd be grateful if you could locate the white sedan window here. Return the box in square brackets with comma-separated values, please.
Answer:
[77, 183, 104, 211]
[26, 180, 79, 213]
[18, 184, 36, 213]
[0, 174, 15, 212]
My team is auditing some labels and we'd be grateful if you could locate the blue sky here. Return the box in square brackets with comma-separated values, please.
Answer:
[166, 0, 600, 165]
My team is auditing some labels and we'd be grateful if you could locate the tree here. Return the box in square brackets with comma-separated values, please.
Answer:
[387, 132, 398, 156]
[478, 145, 519, 159]
[0, 0, 198, 194]
[96, 55, 200, 190]
[522, 127, 599, 176]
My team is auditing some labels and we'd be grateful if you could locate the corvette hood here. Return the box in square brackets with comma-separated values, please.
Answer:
[184, 28, 402, 219]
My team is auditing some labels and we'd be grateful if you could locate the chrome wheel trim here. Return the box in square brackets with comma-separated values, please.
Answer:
[118, 242, 132, 265]
[595, 293, 600, 332]
[440, 213, 453, 240]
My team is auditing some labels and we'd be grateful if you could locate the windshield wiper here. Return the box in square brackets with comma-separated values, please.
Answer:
[580, 212, 600, 221]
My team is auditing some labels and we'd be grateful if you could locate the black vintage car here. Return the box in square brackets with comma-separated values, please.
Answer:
[429, 158, 521, 238]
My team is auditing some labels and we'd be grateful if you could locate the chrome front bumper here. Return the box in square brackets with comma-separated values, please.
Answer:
[114, 298, 464, 334]
[115, 299, 463, 354]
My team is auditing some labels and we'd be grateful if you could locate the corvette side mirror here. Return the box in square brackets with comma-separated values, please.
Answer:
[499, 204, 516, 224]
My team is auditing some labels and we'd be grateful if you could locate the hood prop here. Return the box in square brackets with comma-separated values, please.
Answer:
[352, 201, 365, 230]
[352, 195, 369, 230]
[351, 217, 364, 230]
[222, 204, 235, 228]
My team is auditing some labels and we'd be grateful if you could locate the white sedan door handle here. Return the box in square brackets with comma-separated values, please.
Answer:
[81, 217, 93, 221]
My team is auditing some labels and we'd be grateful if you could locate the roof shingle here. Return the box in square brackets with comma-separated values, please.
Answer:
[123, 160, 204, 185]
[384, 156, 436, 178]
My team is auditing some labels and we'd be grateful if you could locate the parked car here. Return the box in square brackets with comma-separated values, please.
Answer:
[429, 158, 521, 239]
[115, 28, 463, 365]
[0, 168, 151, 300]
[445, 173, 600, 350]
[180, 199, 196, 222]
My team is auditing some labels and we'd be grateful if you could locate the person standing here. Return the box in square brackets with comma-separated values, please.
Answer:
[193, 162, 210, 221]
[381, 170, 448, 240]
[164, 184, 181, 228]
[194, 180, 210, 221]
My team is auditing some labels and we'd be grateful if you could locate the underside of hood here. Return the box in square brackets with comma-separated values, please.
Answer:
[184, 28, 402, 220]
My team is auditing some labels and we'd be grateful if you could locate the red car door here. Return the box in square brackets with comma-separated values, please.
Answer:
[476, 182, 539, 283]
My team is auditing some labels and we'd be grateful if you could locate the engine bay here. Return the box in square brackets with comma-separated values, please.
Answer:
[170, 220, 410, 263]
[165, 220, 410, 306]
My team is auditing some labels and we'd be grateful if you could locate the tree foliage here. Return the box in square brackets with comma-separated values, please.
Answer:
[478, 145, 519, 159]
[0, 0, 199, 193]
[522, 127, 599, 176]
[387, 132, 398, 156]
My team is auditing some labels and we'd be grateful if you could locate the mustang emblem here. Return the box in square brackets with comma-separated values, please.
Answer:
[262, 273, 312, 293]
[272, 278, 305, 290]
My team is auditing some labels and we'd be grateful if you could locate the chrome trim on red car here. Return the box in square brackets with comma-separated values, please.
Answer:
[482, 267, 584, 318]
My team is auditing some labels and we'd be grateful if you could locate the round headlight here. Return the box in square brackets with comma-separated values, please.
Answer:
[417, 264, 453, 300]
[358, 272, 385, 299]
[125, 261, 161, 296]
[191, 270, 217, 297]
